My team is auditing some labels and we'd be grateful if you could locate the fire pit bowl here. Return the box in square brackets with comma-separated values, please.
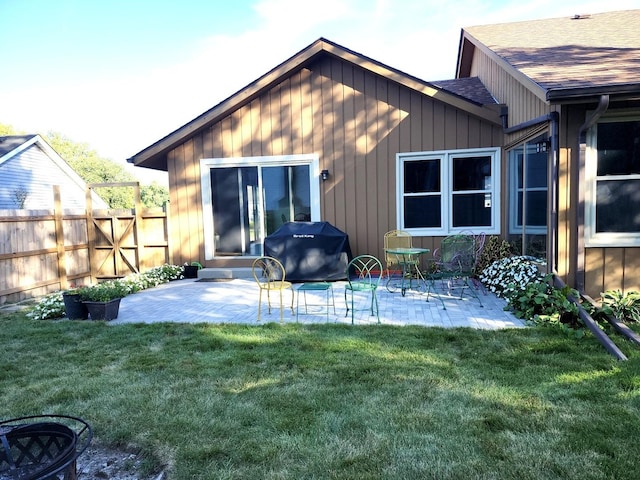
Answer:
[0, 415, 92, 480]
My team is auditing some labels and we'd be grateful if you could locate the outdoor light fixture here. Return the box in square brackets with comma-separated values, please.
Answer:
[536, 140, 551, 153]
[321, 169, 330, 181]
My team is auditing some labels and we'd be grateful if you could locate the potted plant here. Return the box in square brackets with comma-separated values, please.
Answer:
[79, 281, 128, 320]
[62, 287, 88, 320]
[182, 262, 203, 279]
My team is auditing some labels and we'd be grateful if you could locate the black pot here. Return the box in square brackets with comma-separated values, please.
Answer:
[183, 265, 200, 278]
[83, 298, 122, 321]
[62, 292, 89, 320]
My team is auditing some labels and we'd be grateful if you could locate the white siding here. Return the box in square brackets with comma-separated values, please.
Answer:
[0, 144, 93, 209]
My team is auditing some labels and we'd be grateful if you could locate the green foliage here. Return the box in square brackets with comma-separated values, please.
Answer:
[45, 131, 137, 208]
[600, 289, 640, 323]
[140, 182, 169, 208]
[0, 122, 20, 135]
[504, 275, 581, 331]
[78, 281, 129, 302]
[475, 235, 513, 275]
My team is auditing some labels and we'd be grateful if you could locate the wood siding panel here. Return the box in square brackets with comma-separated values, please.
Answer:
[166, 55, 503, 267]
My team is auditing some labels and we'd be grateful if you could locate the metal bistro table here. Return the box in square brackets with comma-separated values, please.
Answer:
[385, 247, 430, 296]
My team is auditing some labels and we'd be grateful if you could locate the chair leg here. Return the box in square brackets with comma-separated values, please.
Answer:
[257, 289, 263, 320]
[290, 288, 295, 316]
[279, 290, 283, 323]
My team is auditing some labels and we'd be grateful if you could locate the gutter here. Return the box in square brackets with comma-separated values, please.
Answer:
[576, 95, 610, 292]
[500, 108, 560, 273]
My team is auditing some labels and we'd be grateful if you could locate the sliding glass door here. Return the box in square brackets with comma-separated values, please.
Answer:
[201, 155, 320, 258]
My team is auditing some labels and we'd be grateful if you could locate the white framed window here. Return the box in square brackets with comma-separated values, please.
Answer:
[508, 137, 548, 236]
[585, 113, 640, 247]
[200, 154, 321, 259]
[396, 148, 500, 235]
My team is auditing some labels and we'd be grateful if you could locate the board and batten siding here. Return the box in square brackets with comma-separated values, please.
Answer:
[166, 55, 503, 267]
[0, 144, 89, 209]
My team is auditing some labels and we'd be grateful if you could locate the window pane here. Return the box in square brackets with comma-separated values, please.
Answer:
[526, 152, 547, 188]
[596, 179, 640, 232]
[404, 160, 440, 193]
[597, 121, 640, 176]
[453, 156, 491, 191]
[525, 191, 547, 226]
[452, 193, 492, 227]
[404, 196, 441, 228]
[211, 167, 258, 256]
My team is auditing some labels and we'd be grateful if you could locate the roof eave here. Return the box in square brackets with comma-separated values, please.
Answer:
[547, 84, 640, 102]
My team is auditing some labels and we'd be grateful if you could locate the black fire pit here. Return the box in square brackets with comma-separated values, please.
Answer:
[0, 415, 92, 480]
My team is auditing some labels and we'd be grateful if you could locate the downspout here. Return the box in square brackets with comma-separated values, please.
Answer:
[576, 95, 609, 292]
[500, 108, 560, 273]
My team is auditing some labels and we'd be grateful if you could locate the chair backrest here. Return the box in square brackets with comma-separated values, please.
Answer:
[252, 256, 286, 288]
[383, 230, 412, 267]
[439, 235, 476, 275]
[347, 255, 383, 287]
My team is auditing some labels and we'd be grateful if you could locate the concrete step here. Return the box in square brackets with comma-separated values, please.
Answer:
[198, 267, 253, 280]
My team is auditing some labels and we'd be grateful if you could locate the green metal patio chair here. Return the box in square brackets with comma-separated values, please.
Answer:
[344, 254, 383, 324]
[425, 234, 483, 309]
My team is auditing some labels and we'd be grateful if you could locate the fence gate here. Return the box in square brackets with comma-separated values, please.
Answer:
[86, 182, 169, 282]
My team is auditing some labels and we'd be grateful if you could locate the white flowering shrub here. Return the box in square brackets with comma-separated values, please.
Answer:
[26, 292, 65, 321]
[27, 264, 185, 320]
[479, 256, 543, 299]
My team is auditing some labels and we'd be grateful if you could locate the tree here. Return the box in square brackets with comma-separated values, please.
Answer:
[140, 182, 170, 208]
[1, 124, 169, 208]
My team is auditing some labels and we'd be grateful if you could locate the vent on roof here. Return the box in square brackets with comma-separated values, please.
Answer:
[571, 14, 591, 20]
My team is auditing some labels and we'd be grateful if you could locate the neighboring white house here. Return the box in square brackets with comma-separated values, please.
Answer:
[0, 134, 108, 209]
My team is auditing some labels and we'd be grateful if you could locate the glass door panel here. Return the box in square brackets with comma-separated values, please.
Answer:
[210, 164, 312, 257]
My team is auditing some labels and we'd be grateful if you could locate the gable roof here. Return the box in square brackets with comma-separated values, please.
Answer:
[129, 37, 502, 171]
[458, 9, 640, 102]
[0, 134, 108, 208]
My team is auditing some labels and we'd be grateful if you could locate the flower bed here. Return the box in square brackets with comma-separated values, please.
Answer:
[27, 264, 185, 321]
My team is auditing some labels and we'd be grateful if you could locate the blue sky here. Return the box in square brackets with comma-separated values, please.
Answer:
[1, 0, 637, 184]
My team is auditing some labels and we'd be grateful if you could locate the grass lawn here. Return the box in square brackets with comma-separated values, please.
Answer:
[2, 312, 640, 479]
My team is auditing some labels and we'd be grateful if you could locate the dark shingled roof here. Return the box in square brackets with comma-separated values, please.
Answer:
[464, 9, 640, 95]
[0, 135, 36, 158]
[430, 77, 497, 105]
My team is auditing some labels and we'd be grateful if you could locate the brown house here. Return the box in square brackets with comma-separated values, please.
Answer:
[129, 9, 640, 298]
[458, 9, 640, 296]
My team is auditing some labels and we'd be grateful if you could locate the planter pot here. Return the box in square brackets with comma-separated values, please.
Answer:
[83, 298, 122, 321]
[62, 292, 89, 320]
[183, 265, 200, 278]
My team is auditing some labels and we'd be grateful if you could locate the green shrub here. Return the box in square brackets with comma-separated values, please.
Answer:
[475, 235, 513, 276]
[78, 281, 129, 302]
[600, 289, 640, 323]
[504, 275, 579, 327]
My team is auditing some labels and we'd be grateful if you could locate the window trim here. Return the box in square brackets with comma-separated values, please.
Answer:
[396, 147, 501, 236]
[200, 154, 321, 259]
[585, 112, 640, 247]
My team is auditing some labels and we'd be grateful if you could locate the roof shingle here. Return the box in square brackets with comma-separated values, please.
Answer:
[464, 9, 640, 93]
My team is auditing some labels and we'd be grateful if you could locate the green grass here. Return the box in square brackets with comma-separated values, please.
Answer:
[2, 313, 640, 479]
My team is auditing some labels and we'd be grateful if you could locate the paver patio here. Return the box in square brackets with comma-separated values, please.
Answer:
[113, 278, 525, 329]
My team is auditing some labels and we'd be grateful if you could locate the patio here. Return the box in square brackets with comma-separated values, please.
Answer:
[113, 277, 525, 329]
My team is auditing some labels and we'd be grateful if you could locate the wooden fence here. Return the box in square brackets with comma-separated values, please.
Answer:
[0, 185, 171, 304]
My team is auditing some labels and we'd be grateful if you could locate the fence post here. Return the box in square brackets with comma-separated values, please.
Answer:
[53, 186, 69, 291]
